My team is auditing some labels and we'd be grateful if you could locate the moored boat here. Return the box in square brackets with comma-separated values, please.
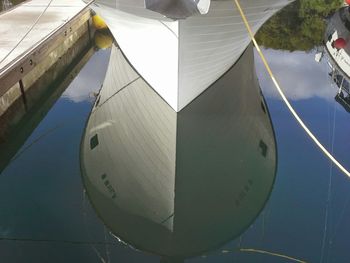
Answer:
[320, 6, 350, 112]
[87, 0, 293, 111]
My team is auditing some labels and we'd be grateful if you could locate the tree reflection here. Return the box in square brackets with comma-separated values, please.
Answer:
[256, 0, 343, 51]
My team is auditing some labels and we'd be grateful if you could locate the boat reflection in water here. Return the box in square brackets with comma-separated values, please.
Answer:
[318, 5, 350, 112]
[80, 39, 277, 262]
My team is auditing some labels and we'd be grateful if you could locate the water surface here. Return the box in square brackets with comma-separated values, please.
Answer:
[0, 1, 350, 262]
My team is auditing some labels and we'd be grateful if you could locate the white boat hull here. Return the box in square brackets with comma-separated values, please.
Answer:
[89, 0, 293, 111]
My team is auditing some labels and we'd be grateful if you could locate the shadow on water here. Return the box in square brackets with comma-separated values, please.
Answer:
[80, 41, 277, 262]
[0, 29, 114, 174]
[0, 44, 95, 174]
[0, 29, 113, 263]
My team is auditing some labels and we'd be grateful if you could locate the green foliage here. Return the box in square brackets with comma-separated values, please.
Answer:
[256, 0, 344, 51]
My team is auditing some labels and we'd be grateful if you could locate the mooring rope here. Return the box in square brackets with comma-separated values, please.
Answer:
[320, 103, 336, 263]
[239, 248, 307, 263]
[234, 0, 350, 178]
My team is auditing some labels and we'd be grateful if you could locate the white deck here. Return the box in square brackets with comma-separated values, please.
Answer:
[0, 0, 86, 73]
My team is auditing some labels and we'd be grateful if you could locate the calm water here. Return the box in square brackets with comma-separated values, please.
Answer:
[1, 1, 350, 262]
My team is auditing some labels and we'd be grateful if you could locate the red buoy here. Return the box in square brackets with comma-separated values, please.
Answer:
[333, 38, 347, 49]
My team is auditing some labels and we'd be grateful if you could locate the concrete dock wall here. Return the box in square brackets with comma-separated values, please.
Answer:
[0, 7, 93, 138]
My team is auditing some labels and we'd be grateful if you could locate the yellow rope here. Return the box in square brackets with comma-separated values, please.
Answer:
[234, 0, 350, 178]
[239, 248, 308, 263]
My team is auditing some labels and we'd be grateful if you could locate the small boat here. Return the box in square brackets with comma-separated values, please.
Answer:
[324, 6, 350, 80]
[320, 6, 350, 112]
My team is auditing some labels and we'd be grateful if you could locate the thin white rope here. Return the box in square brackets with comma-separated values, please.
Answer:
[320, 103, 336, 263]
[83, 191, 108, 263]
[0, 0, 55, 65]
[239, 248, 307, 263]
[234, 0, 350, 178]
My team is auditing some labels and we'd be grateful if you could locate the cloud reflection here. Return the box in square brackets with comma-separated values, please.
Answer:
[61, 49, 110, 103]
[255, 49, 336, 101]
[62, 48, 335, 103]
